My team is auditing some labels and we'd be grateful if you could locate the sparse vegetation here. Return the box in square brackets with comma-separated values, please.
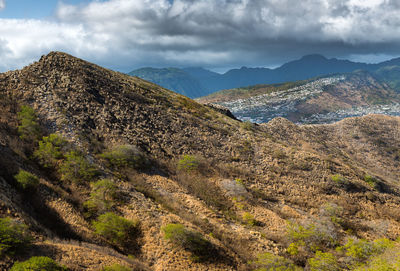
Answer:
[242, 212, 257, 226]
[17, 105, 41, 141]
[252, 252, 301, 271]
[59, 151, 98, 183]
[307, 251, 339, 271]
[177, 155, 200, 172]
[34, 133, 68, 168]
[363, 175, 378, 188]
[0, 217, 32, 257]
[93, 212, 139, 247]
[100, 145, 146, 170]
[84, 179, 118, 214]
[101, 264, 131, 271]
[10, 256, 68, 271]
[162, 223, 212, 261]
[14, 169, 40, 190]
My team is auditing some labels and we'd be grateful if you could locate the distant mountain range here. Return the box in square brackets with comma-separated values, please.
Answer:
[129, 54, 400, 98]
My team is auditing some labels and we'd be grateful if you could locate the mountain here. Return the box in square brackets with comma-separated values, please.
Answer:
[1, 52, 400, 270]
[128, 67, 207, 98]
[129, 55, 400, 97]
[198, 71, 400, 124]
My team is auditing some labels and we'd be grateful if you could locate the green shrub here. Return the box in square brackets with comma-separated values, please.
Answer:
[93, 212, 139, 247]
[242, 212, 257, 226]
[352, 244, 400, 271]
[14, 169, 39, 190]
[101, 264, 131, 271]
[252, 252, 301, 271]
[59, 151, 98, 183]
[162, 223, 212, 261]
[287, 221, 336, 254]
[337, 238, 394, 263]
[331, 174, 346, 184]
[34, 133, 67, 168]
[11, 256, 67, 271]
[84, 179, 118, 214]
[100, 145, 146, 170]
[364, 175, 378, 188]
[17, 105, 41, 141]
[0, 217, 32, 257]
[177, 155, 199, 172]
[308, 251, 339, 271]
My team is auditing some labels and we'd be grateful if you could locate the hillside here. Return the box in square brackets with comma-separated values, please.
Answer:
[1, 52, 400, 270]
[198, 71, 400, 124]
[129, 55, 400, 97]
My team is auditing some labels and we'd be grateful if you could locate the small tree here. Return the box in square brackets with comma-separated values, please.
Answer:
[84, 179, 118, 214]
[93, 212, 139, 247]
[17, 105, 41, 141]
[34, 133, 67, 168]
[0, 217, 32, 257]
[177, 155, 199, 172]
[59, 151, 98, 183]
[10, 256, 67, 271]
[162, 223, 212, 261]
[100, 145, 146, 170]
[14, 169, 40, 190]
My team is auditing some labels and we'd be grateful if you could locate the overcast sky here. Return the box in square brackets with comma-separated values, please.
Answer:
[1, 0, 400, 73]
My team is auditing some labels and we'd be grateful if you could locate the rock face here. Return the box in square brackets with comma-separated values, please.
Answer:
[198, 71, 400, 124]
[1, 52, 400, 270]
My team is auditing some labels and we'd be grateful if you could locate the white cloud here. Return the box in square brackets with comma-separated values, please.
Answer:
[0, 0, 5, 10]
[1, 0, 400, 72]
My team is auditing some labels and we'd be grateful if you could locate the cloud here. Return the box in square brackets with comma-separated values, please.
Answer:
[1, 0, 400, 72]
[0, 0, 5, 10]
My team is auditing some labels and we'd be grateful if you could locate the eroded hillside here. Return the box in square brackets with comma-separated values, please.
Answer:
[198, 72, 400, 124]
[1, 52, 400, 270]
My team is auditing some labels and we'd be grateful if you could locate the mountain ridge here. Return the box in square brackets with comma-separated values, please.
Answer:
[1, 51, 400, 270]
[129, 54, 400, 98]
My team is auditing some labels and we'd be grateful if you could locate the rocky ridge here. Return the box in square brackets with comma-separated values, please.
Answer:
[0, 52, 399, 270]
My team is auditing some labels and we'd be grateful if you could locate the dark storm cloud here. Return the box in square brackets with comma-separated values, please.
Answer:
[1, 0, 400, 72]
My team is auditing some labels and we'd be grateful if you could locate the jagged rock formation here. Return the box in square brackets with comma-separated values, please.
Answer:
[0, 52, 400, 270]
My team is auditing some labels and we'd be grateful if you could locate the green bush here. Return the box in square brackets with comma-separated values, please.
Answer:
[17, 105, 41, 141]
[162, 223, 212, 261]
[364, 175, 378, 188]
[337, 238, 394, 263]
[252, 252, 301, 271]
[84, 179, 117, 214]
[93, 212, 139, 247]
[14, 169, 39, 190]
[287, 221, 336, 255]
[177, 155, 199, 172]
[352, 244, 400, 271]
[59, 151, 98, 183]
[34, 133, 67, 168]
[10, 256, 67, 271]
[101, 264, 131, 271]
[308, 251, 339, 271]
[331, 174, 346, 184]
[0, 217, 32, 257]
[242, 212, 257, 226]
[100, 145, 146, 170]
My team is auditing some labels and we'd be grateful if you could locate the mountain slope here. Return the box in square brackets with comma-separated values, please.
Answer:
[0, 52, 400, 270]
[129, 55, 400, 97]
[198, 71, 400, 123]
[129, 67, 208, 98]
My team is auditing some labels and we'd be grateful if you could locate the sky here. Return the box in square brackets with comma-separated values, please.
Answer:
[1, 0, 400, 73]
